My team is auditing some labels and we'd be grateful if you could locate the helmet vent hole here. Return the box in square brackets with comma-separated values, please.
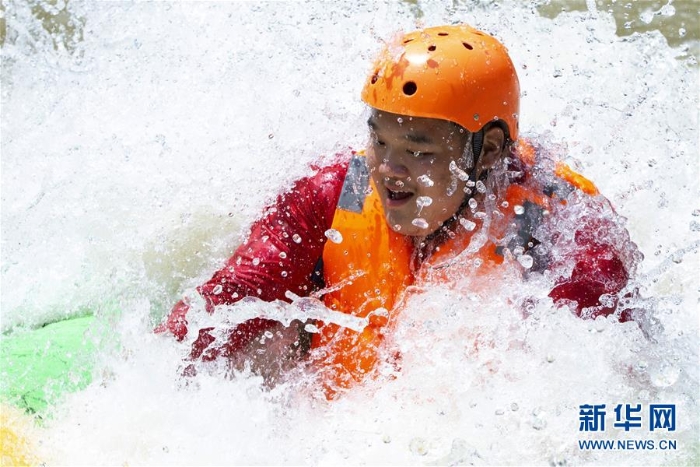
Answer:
[438, 32, 449, 36]
[371, 74, 378, 84]
[403, 81, 417, 96]
[463, 42, 473, 50]
[403, 38, 414, 44]
[428, 45, 437, 51]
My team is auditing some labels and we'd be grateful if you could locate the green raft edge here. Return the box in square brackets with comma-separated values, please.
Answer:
[0, 315, 97, 415]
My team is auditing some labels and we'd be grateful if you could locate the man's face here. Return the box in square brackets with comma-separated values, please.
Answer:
[367, 109, 471, 237]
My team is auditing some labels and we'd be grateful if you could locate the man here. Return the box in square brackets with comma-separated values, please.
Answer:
[156, 24, 639, 396]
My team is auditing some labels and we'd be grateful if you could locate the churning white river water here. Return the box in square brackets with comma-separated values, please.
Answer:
[1, 0, 698, 465]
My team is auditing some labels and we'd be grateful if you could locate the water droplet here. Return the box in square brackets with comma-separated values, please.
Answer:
[518, 254, 534, 269]
[600, 294, 616, 308]
[659, 4, 675, 16]
[281, 271, 288, 278]
[468, 198, 478, 210]
[473, 212, 487, 219]
[411, 218, 429, 229]
[546, 354, 555, 363]
[531, 411, 547, 430]
[252, 257, 261, 266]
[514, 205, 525, 215]
[475, 180, 486, 193]
[473, 113, 479, 121]
[382, 435, 392, 444]
[393, 224, 402, 231]
[264, 331, 274, 339]
[416, 196, 433, 208]
[460, 218, 476, 231]
[417, 174, 434, 187]
[292, 234, 302, 243]
[650, 365, 680, 387]
[279, 251, 287, 259]
[679, 27, 686, 37]
[473, 258, 483, 268]
[449, 160, 469, 181]
[212, 284, 223, 295]
[510, 403, 519, 412]
[640, 10, 654, 24]
[397, 117, 404, 124]
[324, 229, 343, 244]
[446, 178, 458, 197]
[409, 437, 428, 456]
[304, 323, 319, 333]
[495, 408, 505, 415]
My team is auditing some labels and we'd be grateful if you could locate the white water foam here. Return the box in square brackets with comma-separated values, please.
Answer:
[2, 0, 698, 465]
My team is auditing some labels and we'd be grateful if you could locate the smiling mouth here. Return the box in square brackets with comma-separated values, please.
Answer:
[387, 188, 413, 202]
[385, 187, 414, 208]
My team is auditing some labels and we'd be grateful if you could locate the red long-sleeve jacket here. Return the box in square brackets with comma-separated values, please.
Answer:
[156, 153, 636, 360]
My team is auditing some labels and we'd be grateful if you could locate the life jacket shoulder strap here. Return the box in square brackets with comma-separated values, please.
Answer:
[337, 154, 370, 213]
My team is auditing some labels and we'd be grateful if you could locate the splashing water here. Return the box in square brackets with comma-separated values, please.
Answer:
[324, 229, 344, 244]
[411, 218, 430, 230]
[449, 160, 470, 181]
[2, 0, 698, 465]
[417, 174, 434, 187]
[415, 195, 432, 215]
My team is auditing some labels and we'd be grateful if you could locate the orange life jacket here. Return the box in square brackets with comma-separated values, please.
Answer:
[310, 140, 598, 396]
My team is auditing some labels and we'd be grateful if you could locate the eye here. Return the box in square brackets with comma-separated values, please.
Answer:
[409, 150, 433, 158]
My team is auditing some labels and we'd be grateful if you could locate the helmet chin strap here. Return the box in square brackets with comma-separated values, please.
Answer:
[470, 129, 484, 166]
[422, 129, 485, 245]
[452, 128, 486, 218]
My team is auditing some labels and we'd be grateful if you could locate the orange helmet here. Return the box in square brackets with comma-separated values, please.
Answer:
[361, 24, 520, 141]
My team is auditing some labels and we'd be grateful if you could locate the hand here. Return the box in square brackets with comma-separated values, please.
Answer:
[229, 320, 310, 386]
[154, 299, 190, 341]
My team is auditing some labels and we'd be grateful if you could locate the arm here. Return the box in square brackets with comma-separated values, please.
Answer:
[547, 206, 640, 322]
[156, 157, 349, 358]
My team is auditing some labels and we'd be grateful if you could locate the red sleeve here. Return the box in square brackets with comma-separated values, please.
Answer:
[548, 215, 635, 322]
[156, 157, 349, 358]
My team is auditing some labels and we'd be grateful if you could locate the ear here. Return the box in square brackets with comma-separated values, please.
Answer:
[475, 125, 505, 178]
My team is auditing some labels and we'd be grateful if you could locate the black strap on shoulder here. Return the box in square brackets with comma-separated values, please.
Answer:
[337, 155, 369, 213]
[471, 129, 484, 167]
[310, 258, 325, 292]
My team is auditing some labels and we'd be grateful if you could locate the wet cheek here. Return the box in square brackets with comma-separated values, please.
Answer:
[366, 155, 378, 172]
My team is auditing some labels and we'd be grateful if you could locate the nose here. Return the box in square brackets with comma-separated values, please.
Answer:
[377, 150, 409, 180]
